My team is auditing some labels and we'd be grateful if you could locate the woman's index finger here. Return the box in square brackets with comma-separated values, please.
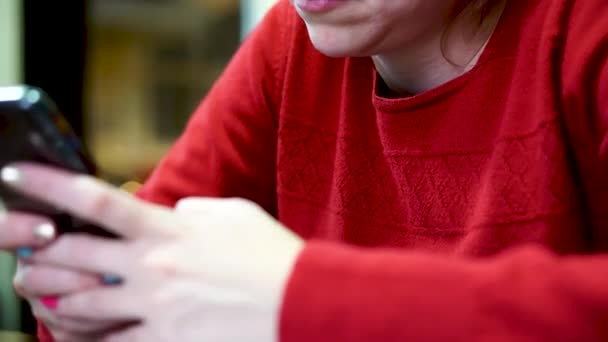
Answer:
[1, 163, 174, 239]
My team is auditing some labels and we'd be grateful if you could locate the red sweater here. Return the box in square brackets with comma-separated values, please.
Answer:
[39, 0, 608, 341]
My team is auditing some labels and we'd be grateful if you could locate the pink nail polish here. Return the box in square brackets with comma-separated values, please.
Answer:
[40, 296, 59, 310]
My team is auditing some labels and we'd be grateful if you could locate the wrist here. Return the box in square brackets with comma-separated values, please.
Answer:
[269, 234, 305, 342]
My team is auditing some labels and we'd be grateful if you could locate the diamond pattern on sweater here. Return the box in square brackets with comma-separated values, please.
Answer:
[278, 121, 337, 202]
[278, 120, 577, 231]
[486, 122, 576, 221]
[387, 153, 489, 229]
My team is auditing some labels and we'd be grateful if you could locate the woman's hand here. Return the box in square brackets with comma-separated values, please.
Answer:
[0, 209, 127, 341]
[1, 199, 135, 342]
[14, 261, 128, 342]
[1, 163, 304, 342]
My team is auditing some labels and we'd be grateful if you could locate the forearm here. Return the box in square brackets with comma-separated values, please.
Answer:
[280, 241, 608, 342]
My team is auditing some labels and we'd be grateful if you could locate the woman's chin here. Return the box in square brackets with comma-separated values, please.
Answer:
[312, 44, 354, 58]
[306, 25, 380, 58]
[309, 35, 370, 58]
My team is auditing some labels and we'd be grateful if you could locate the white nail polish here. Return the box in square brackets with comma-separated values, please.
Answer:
[1, 167, 21, 184]
[13, 266, 24, 285]
[0, 206, 6, 224]
[34, 223, 56, 242]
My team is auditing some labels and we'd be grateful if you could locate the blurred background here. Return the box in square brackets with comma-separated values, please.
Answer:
[0, 0, 276, 337]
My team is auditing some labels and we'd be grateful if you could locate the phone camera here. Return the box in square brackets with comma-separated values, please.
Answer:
[28, 132, 45, 147]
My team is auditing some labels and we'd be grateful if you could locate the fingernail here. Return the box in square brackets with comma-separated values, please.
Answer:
[0, 208, 6, 223]
[33, 223, 56, 242]
[40, 296, 59, 310]
[16, 247, 33, 259]
[102, 274, 123, 286]
[13, 266, 24, 284]
[0, 166, 21, 185]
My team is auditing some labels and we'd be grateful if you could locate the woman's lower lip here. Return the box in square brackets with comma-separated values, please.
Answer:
[294, 0, 346, 13]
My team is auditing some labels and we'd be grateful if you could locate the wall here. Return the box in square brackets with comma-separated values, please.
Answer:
[0, 0, 22, 330]
[0, 0, 22, 85]
[240, 0, 277, 38]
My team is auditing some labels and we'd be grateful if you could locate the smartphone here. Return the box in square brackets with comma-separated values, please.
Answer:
[0, 85, 117, 238]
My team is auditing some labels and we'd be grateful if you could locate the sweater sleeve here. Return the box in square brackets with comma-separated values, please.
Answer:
[600, 61, 608, 155]
[37, 2, 291, 341]
[560, 0, 608, 251]
[281, 243, 608, 342]
[280, 2, 608, 342]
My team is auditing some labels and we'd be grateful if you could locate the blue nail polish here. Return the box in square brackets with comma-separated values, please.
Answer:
[16, 247, 33, 259]
[102, 274, 123, 285]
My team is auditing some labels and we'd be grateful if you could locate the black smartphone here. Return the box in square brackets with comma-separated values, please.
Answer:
[0, 85, 117, 238]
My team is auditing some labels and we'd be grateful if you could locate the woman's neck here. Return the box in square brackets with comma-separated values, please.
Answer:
[372, 0, 506, 96]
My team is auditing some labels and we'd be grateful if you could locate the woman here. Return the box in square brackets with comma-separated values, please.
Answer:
[2, 0, 608, 340]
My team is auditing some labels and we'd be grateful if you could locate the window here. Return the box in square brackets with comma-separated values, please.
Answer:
[85, 0, 241, 181]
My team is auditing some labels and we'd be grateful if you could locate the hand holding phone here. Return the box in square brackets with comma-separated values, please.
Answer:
[0, 85, 117, 239]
